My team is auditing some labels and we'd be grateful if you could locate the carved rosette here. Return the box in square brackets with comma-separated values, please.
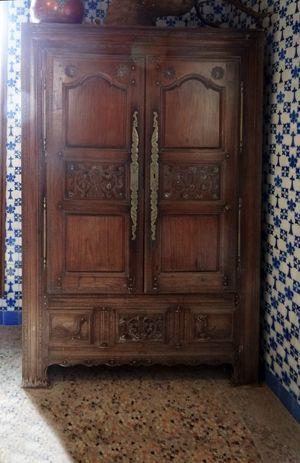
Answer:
[162, 67, 176, 80]
[119, 314, 164, 342]
[66, 162, 126, 199]
[65, 65, 77, 78]
[116, 64, 130, 79]
[162, 164, 220, 200]
[211, 66, 225, 80]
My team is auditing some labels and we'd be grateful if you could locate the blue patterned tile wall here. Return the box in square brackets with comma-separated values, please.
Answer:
[256, 0, 300, 419]
[1, 0, 299, 419]
[0, 0, 29, 324]
[224, 0, 299, 420]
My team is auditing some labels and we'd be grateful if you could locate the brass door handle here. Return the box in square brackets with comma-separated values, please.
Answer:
[237, 197, 242, 271]
[130, 110, 139, 241]
[43, 196, 47, 268]
[150, 111, 159, 241]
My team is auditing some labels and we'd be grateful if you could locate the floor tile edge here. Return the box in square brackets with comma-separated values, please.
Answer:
[265, 368, 300, 423]
[0, 310, 22, 325]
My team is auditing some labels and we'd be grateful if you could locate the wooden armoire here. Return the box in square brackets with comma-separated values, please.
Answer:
[22, 24, 264, 387]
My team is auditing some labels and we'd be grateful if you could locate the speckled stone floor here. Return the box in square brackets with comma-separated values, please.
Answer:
[0, 327, 299, 463]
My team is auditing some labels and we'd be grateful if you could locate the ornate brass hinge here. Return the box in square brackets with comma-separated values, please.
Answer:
[127, 276, 136, 293]
[152, 276, 159, 292]
[223, 275, 229, 287]
[43, 137, 47, 157]
[239, 81, 244, 155]
[234, 292, 240, 307]
[43, 196, 47, 269]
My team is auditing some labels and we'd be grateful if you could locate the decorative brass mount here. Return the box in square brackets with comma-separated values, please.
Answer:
[150, 112, 159, 241]
[130, 111, 139, 241]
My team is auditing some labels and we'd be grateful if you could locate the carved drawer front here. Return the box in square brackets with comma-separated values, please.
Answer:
[48, 305, 233, 350]
[49, 311, 92, 345]
[93, 308, 167, 347]
[189, 311, 233, 343]
[165, 305, 234, 346]
[118, 312, 165, 343]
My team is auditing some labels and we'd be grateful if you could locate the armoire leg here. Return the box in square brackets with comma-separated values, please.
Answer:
[22, 366, 49, 388]
[231, 362, 242, 386]
[231, 352, 260, 385]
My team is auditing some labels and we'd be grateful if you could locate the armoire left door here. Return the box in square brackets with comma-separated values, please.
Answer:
[44, 52, 145, 294]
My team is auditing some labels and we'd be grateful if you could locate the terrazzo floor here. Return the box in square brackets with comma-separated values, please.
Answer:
[0, 327, 299, 463]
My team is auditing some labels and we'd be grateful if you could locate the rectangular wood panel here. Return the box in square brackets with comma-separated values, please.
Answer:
[49, 311, 92, 346]
[66, 76, 127, 148]
[161, 215, 219, 272]
[190, 311, 233, 343]
[163, 78, 221, 148]
[66, 215, 125, 272]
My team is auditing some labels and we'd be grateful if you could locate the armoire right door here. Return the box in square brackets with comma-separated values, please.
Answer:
[144, 56, 241, 294]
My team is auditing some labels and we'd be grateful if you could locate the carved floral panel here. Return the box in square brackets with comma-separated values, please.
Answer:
[162, 164, 220, 200]
[66, 162, 126, 200]
[119, 314, 164, 342]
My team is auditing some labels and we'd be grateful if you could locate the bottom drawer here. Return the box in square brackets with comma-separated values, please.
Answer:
[48, 304, 234, 349]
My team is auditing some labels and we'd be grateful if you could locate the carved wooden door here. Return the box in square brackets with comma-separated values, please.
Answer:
[144, 57, 240, 293]
[45, 54, 145, 294]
